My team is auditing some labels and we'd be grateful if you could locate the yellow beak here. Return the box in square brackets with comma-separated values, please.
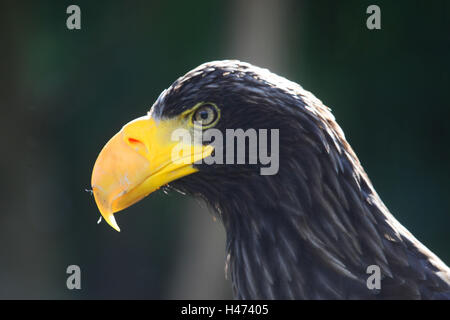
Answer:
[91, 115, 213, 231]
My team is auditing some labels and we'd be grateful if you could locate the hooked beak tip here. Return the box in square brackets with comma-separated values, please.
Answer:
[92, 185, 121, 232]
[105, 213, 121, 232]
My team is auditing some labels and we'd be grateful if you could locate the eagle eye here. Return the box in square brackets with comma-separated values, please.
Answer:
[192, 103, 219, 128]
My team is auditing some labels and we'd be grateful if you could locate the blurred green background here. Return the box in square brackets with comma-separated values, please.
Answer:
[0, 0, 448, 299]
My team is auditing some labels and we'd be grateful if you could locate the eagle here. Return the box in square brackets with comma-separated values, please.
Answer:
[91, 60, 450, 299]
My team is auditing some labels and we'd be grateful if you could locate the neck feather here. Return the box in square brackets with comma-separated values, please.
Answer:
[217, 128, 449, 299]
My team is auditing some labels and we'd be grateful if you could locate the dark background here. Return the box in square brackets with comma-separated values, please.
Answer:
[0, 0, 448, 299]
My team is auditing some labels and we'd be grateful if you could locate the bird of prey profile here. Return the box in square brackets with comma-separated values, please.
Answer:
[91, 60, 450, 299]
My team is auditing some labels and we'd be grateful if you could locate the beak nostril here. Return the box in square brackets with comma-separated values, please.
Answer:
[128, 138, 141, 145]
[127, 138, 147, 153]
